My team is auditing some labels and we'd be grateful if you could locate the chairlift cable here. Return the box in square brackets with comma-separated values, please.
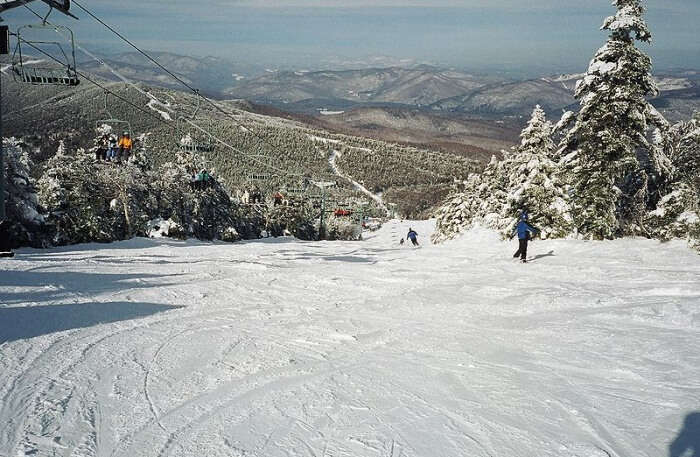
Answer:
[181, 118, 304, 178]
[20, 3, 317, 182]
[15, 40, 167, 124]
[22, 3, 153, 100]
[69, 0, 307, 175]
[17, 41, 307, 180]
[20, 9, 287, 168]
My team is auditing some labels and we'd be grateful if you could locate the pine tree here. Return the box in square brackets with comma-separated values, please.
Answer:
[432, 174, 481, 243]
[432, 156, 508, 242]
[646, 113, 700, 250]
[562, 0, 658, 239]
[476, 155, 510, 230]
[503, 106, 571, 239]
[38, 148, 117, 245]
[1, 139, 46, 247]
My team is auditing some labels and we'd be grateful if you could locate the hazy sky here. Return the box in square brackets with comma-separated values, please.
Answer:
[5, 0, 700, 74]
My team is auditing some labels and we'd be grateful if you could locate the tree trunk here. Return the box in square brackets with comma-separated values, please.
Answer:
[121, 187, 132, 238]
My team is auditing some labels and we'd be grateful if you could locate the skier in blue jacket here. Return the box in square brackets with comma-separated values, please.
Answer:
[511, 212, 539, 263]
[406, 228, 419, 246]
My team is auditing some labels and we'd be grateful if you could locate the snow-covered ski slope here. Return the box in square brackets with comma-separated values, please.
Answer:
[1, 220, 698, 457]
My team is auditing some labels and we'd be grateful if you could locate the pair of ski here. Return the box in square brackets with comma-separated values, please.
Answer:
[0, 252, 14, 258]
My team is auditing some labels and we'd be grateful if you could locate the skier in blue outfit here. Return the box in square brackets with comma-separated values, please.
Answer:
[511, 212, 539, 263]
[406, 228, 419, 246]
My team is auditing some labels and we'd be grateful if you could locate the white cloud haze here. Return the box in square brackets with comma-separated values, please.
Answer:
[3, 0, 698, 73]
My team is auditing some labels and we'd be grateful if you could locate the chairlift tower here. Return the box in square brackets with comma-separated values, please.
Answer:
[311, 180, 336, 241]
[388, 202, 398, 219]
[355, 201, 369, 225]
[0, 0, 77, 257]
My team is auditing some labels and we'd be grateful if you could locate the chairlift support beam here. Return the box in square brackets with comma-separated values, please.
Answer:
[312, 181, 337, 241]
[0, 1, 77, 18]
[96, 118, 132, 136]
[285, 188, 305, 196]
[0, 0, 75, 256]
[248, 173, 272, 181]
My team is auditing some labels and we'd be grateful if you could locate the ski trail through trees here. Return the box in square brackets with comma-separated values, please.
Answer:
[328, 148, 390, 215]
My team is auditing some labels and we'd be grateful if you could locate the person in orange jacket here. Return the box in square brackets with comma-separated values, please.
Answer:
[117, 132, 133, 163]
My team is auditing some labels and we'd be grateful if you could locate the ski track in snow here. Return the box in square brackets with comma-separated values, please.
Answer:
[0, 221, 699, 457]
[147, 97, 173, 121]
[328, 149, 389, 215]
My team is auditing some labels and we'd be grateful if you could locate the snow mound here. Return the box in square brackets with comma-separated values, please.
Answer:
[147, 218, 185, 239]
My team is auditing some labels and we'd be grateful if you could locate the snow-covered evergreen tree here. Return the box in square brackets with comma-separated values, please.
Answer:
[432, 156, 508, 243]
[263, 201, 318, 240]
[38, 147, 122, 244]
[561, 0, 659, 239]
[432, 174, 481, 243]
[477, 155, 510, 230]
[323, 215, 362, 241]
[503, 106, 571, 239]
[1, 139, 46, 247]
[434, 107, 574, 242]
[153, 147, 263, 241]
[646, 113, 700, 251]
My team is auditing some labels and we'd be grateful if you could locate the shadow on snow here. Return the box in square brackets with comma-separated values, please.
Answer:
[0, 271, 183, 305]
[531, 250, 556, 261]
[670, 412, 700, 457]
[0, 301, 183, 344]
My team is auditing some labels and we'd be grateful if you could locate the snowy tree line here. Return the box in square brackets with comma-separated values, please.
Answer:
[433, 0, 700, 253]
[0, 134, 330, 248]
[5, 80, 480, 223]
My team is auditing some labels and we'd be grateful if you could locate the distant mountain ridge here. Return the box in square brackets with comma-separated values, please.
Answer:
[226, 63, 699, 122]
[66, 51, 700, 123]
[428, 79, 575, 117]
[225, 66, 501, 107]
[78, 51, 256, 96]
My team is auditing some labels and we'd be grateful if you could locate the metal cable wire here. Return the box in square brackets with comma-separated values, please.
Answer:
[10, 38, 167, 124]
[70, 0, 312, 179]
[14, 39, 292, 178]
[20, 3, 311, 180]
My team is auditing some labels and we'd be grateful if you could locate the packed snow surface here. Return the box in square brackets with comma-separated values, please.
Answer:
[1, 221, 699, 457]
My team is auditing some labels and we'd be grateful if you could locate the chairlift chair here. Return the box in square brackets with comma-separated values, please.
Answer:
[248, 173, 272, 182]
[285, 188, 305, 197]
[176, 94, 215, 153]
[95, 91, 133, 138]
[11, 23, 79, 86]
[177, 123, 215, 153]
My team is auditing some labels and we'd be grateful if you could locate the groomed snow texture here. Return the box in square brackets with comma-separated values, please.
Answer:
[1, 220, 698, 457]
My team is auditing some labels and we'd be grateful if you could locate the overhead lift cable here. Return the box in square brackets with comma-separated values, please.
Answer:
[69, 0, 311, 178]
[15, 39, 167, 125]
[21, 3, 309, 180]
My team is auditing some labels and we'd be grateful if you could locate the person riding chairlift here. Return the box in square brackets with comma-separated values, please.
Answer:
[118, 132, 133, 163]
[95, 134, 109, 162]
[107, 134, 119, 161]
[194, 169, 212, 190]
